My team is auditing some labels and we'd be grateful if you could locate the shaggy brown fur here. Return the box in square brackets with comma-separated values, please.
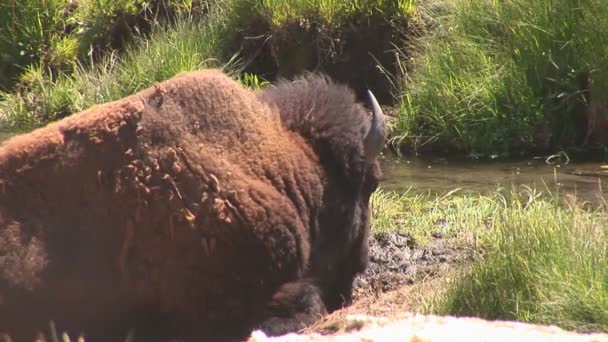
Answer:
[0, 69, 383, 341]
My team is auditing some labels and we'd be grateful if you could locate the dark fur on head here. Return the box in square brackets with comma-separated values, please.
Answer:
[257, 72, 377, 186]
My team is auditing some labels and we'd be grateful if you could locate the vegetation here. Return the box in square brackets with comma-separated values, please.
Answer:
[216, 0, 413, 64]
[433, 190, 608, 333]
[2, 0, 608, 157]
[241, 0, 414, 28]
[0, 0, 416, 132]
[0, 17, 230, 128]
[0, 0, 227, 129]
[0, 0, 212, 90]
[394, 0, 608, 157]
[370, 188, 498, 246]
[374, 186, 608, 333]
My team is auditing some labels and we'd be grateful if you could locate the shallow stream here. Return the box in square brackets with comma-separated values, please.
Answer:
[380, 153, 607, 204]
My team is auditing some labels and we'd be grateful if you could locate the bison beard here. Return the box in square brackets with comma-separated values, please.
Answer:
[0, 70, 385, 341]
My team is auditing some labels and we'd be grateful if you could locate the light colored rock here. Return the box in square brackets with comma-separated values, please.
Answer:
[247, 313, 608, 342]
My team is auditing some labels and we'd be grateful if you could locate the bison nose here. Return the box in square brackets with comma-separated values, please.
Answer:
[324, 279, 355, 312]
[326, 291, 353, 312]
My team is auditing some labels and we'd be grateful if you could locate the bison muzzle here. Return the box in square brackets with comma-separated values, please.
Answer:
[0, 69, 385, 341]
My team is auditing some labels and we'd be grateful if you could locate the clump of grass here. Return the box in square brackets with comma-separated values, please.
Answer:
[0, 0, 67, 89]
[252, 0, 414, 29]
[423, 189, 608, 333]
[370, 187, 502, 246]
[0, 14, 230, 129]
[217, 0, 417, 92]
[395, 0, 608, 157]
[237, 72, 270, 90]
[0, 0, 212, 92]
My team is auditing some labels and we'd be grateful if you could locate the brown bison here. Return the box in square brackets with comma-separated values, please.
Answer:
[0, 69, 385, 341]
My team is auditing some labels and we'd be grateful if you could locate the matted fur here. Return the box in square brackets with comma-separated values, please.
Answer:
[0, 69, 382, 341]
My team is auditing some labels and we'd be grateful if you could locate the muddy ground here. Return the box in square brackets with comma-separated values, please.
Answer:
[304, 231, 481, 335]
[354, 232, 478, 295]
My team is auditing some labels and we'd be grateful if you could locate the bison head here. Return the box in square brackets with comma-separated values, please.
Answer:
[257, 75, 386, 312]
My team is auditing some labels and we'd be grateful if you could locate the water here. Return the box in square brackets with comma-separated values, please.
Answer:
[380, 154, 607, 204]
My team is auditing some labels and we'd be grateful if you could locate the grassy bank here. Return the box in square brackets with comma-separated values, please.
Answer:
[372, 187, 608, 333]
[2, 0, 608, 156]
[0, 17, 228, 129]
[0, 0, 416, 131]
[0, 0, 211, 91]
[394, 0, 608, 158]
[0, 0, 226, 130]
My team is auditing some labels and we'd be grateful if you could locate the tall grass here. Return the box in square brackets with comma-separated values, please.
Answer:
[0, 0, 67, 89]
[0, 14, 229, 129]
[0, 0, 415, 131]
[396, 0, 608, 157]
[0, 0, 212, 92]
[217, 0, 415, 78]
[417, 189, 608, 333]
[253, 0, 414, 28]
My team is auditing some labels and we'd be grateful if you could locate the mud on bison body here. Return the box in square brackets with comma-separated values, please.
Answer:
[0, 69, 385, 341]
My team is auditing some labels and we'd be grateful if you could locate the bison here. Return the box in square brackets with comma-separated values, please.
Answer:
[0, 69, 385, 341]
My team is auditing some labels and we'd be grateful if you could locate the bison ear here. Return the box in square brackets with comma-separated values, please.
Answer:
[363, 90, 386, 160]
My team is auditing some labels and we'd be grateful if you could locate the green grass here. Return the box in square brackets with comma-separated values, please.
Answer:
[252, 0, 414, 29]
[0, 13, 230, 129]
[381, 187, 608, 333]
[216, 0, 415, 79]
[0, 0, 211, 92]
[394, 0, 608, 157]
[0, 0, 416, 131]
[0, 0, 67, 89]
[371, 187, 500, 246]
[4, 0, 608, 158]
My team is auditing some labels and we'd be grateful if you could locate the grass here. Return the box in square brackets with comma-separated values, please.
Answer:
[251, 0, 414, 29]
[3, 0, 608, 157]
[0, 0, 68, 89]
[0, 13, 232, 129]
[216, 0, 416, 83]
[378, 186, 608, 333]
[0, 0, 221, 129]
[0, 0, 211, 91]
[0, 0, 416, 132]
[394, 0, 608, 157]
[370, 187, 499, 246]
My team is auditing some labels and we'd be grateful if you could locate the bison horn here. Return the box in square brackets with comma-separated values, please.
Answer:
[364, 90, 386, 159]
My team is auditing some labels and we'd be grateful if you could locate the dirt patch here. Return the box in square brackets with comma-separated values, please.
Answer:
[354, 232, 478, 297]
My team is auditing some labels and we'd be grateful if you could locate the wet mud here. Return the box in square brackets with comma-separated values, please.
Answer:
[353, 232, 480, 298]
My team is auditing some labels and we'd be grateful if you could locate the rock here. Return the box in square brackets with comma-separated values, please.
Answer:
[247, 313, 608, 342]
